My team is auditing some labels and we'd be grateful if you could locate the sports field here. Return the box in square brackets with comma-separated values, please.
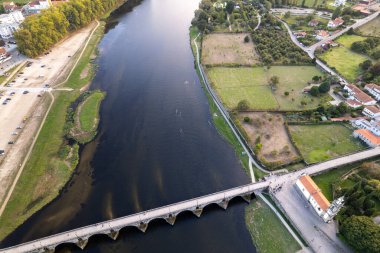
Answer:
[289, 124, 365, 164]
[207, 66, 325, 110]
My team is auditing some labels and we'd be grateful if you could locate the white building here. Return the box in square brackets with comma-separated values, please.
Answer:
[22, 0, 50, 16]
[332, 0, 346, 6]
[327, 17, 344, 28]
[365, 83, 380, 101]
[0, 10, 24, 39]
[363, 106, 380, 118]
[344, 84, 377, 107]
[295, 175, 343, 223]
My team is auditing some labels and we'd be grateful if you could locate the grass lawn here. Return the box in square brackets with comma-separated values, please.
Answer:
[289, 124, 365, 164]
[245, 198, 301, 253]
[319, 46, 368, 82]
[336, 34, 367, 48]
[207, 66, 326, 110]
[79, 91, 105, 132]
[357, 16, 380, 37]
[312, 166, 354, 200]
[283, 15, 328, 31]
[0, 22, 105, 240]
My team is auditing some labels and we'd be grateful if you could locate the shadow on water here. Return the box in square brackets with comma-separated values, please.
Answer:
[1, 0, 257, 252]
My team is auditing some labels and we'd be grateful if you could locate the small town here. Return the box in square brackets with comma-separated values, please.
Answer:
[0, 0, 379, 252]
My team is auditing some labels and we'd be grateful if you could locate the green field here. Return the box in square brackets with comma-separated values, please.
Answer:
[336, 34, 367, 48]
[207, 66, 326, 110]
[283, 15, 328, 31]
[319, 46, 368, 82]
[313, 166, 354, 200]
[289, 124, 365, 164]
[357, 17, 380, 37]
[245, 198, 301, 253]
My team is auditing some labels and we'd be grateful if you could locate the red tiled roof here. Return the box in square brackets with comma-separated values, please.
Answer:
[299, 175, 330, 211]
[346, 99, 362, 107]
[355, 129, 380, 145]
[0, 48, 6, 54]
[346, 84, 375, 104]
[365, 83, 380, 93]
[365, 105, 380, 114]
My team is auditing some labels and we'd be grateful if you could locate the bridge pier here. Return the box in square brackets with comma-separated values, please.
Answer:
[217, 199, 229, 210]
[242, 194, 251, 203]
[165, 214, 176, 225]
[137, 222, 148, 232]
[192, 206, 203, 218]
[107, 229, 120, 240]
[75, 238, 89, 250]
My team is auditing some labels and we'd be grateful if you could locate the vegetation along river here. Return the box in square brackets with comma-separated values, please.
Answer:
[1, 0, 257, 252]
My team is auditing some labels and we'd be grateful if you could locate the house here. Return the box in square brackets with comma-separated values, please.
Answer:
[294, 31, 307, 38]
[344, 84, 376, 106]
[363, 106, 380, 118]
[308, 20, 319, 27]
[365, 83, 380, 101]
[316, 30, 329, 40]
[346, 99, 363, 108]
[333, 0, 346, 6]
[352, 118, 372, 129]
[354, 129, 380, 147]
[0, 11, 24, 39]
[295, 175, 344, 223]
[327, 18, 344, 28]
[22, 0, 50, 15]
[0, 47, 10, 63]
[2, 2, 17, 13]
[352, 4, 371, 15]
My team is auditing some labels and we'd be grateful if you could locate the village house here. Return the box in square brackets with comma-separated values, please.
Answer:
[344, 84, 376, 107]
[346, 99, 363, 109]
[327, 17, 344, 28]
[295, 175, 344, 223]
[22, 0, 50, 16]
[354, 128, 380, 147]
[333, 0, 346, 6]
[352, 4, 371, 15]
[316, 30, 330, 40]
[294, 31, 307, 38]
[363, 105, 380, 118]
[0, 47, 8, 61]
[2, 2, 17, 13]
[365, 83, 380, 101]
[0, 10, 24, 39]
[308, 20, 319, 27]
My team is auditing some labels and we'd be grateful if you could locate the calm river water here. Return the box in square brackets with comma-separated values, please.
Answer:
[1, 0, 257, 252]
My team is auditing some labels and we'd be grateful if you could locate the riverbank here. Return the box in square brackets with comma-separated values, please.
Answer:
[69, 90, 106, 144]
[0, 21, 105, 241]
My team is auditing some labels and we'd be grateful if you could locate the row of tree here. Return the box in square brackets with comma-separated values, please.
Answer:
[15, 0, 123, 57]
[351, 37, 380, 55]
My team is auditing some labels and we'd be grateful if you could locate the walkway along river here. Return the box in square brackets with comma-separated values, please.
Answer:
[0, 0, 258, 252]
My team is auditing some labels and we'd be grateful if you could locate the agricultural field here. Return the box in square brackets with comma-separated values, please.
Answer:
[289, 124, 365, 164]
[245, 198, 301, 253]
[336, 34, 367, 48]
[319, 46, 368, 82]
[238, 112, 300, 167]
[207, 66, 326, 110]
[202, 33, 260, 66]
[357, 16, 380, 37]
[283, 15, 328, 32]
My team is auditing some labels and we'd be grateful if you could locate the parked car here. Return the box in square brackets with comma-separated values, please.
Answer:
[8, 141, 14, 144]
[11, 132, 17, 135]
[23, 91, 29, 94]
[0, 150, 4, 155]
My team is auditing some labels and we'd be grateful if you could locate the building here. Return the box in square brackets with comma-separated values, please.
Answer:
[22, 0, 50, 15]
[352, 4, 371, 15]
[354, 128, 380, 147]
[0, 47, 11, 63]
[327, 17, 344, 28]
[365, 83, 380, 101]
[295, 175, 344, 223]
[0, 11, 24, 39]
[2, 2, 17, 13]
[308, 20, 319, 27]
[333, 0, 346, 6]
[294, 31, 307, 38]
[363, 106, 380, 118]
[344, 84, 376, 106]
[316, 30, 330, 40]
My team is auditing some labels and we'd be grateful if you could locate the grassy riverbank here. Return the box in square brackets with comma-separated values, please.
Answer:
[0, 21, 105, 240]
[69, 90, 105, 144]
[190, 26, 266, 179]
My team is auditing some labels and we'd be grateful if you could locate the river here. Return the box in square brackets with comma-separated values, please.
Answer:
[1, 0, 257, 252]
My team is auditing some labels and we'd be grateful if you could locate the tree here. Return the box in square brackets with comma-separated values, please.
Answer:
[332, 6, 342, 19]
[284, 91, 289, 96]
[341, 216, 380, 253]
[318, 81, 330, 93]
[243, 116, 251, 123]
[225, 1, 234, 14]
[310, 86, 320, 96]
[347, 27, 355, 35]
[270, 75, 279, 90]
[312, 75, 321, 82]
[244, 35, 250, 43]
[360, 60, 373, 70]
[284, 11, 291, 19]
[237, 100, 249, 111]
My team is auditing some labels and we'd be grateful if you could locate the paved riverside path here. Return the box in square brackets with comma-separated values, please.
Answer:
[2, 147, 380, 252]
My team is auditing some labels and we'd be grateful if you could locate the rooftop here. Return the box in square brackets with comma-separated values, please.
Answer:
[299, 175, 330, 211]
[355, 129, 380, 145]
[346, 84, 375, 104]
[365, 105, 380, 114]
